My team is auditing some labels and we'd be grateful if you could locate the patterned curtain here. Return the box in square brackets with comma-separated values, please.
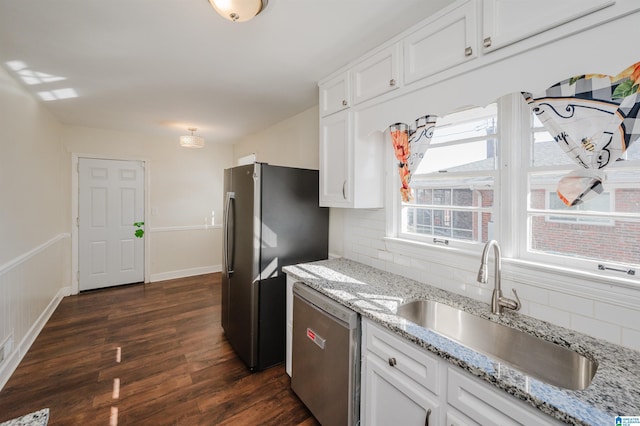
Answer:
[389, 115, 438, 202]
[523, 62, 640, 206]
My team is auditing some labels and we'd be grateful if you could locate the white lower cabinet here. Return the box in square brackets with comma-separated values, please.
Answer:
[363, 354, 440, 425]
[361, 318, 564, 426]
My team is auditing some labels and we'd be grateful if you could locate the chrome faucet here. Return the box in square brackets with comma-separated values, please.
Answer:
[477, 240, 521, 315]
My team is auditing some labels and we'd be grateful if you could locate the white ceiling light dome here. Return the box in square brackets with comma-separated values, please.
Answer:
[208, 0, 268, 23]
[180, 128, 205, 148]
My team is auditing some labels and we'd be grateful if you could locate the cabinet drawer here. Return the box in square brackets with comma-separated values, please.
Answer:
[364, 319, 440, 394]
[352, 43, 400, 105]
[447, 368, 562, 426]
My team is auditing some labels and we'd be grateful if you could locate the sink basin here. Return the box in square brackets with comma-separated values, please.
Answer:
[396, 300, 597, 390]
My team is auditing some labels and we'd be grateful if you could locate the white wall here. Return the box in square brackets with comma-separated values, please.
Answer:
[0, 66, 70, 389]
[63, 126, 234, 281]
[233, 105, 320, 169]
[340, 10, 640, 351]
[232, 105, 345, 258]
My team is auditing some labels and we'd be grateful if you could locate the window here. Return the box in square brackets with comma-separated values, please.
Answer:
[546, 191, 612, 226]
[393, 94, 640, 274]
[524, 106, 640, 268]
[399, 104, 497, 245]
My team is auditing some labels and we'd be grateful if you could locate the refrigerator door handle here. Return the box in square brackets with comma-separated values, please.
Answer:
[224, 191, 235, 276]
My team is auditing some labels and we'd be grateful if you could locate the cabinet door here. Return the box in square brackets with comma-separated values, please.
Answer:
[319, 110, 352, 207]
[403, 0, 477, 85]
[352, 43, 401, 105]
[319, 71, 350, 117]
[482, 0, 614, 52]
[363, 354, 441, 426]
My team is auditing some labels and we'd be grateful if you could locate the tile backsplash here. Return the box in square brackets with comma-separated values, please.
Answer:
[341, 208, 640, 352]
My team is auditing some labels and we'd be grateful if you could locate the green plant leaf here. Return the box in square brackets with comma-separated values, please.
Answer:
[133, 221, 144, 227]
[569, 75, 584, 85]
[612, 79, 635, 99]
[135, 229, 144, 238]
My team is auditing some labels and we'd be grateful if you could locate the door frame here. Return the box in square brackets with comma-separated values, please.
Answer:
[71, 153, 151, 294]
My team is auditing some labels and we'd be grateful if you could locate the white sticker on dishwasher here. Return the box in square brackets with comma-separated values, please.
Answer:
[306, 328, 326, 349]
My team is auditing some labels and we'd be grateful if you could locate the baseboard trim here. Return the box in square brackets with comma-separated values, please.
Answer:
[0, 285, 70, 391]
[150, 265, 222, 282]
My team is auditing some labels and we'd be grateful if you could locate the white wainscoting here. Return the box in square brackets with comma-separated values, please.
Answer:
[0, 234, 71, 390]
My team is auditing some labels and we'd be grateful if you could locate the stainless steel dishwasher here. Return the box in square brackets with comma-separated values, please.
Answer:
[291, 282, 360, 426]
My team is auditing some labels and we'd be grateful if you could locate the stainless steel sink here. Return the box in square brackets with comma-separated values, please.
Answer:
[396, 300, 597, 390]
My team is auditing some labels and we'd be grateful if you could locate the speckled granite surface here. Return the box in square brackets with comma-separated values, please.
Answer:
[283, 258, 640, 426]
[0, 409, 48, 426]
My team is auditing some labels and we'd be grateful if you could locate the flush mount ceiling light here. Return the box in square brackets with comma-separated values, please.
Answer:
[208, 0, 268, 23]
[180, 128, 205, 148]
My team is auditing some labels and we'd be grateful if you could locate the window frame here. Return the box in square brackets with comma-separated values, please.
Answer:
[394, 104, 500, 250]
[387, 93, 640, 282]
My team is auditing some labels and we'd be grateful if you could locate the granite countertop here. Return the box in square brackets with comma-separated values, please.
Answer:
[283, 258, 640, 426]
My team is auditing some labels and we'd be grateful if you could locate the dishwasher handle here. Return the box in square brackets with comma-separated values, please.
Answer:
[293, 282, 358, 329]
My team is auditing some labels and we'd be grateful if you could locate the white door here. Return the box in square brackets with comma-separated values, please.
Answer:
[79, 158, 145, 291]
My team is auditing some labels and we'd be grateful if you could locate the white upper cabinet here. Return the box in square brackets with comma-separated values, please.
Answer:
[319, 71, 350, 117]
[482, 0, 615, 52]
[352, 43, 401, 105]
[319, 109, 352, 207]
[403, 0, 478, 85]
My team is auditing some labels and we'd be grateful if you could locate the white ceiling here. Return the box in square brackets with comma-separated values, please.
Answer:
[0, 0, 453, 144]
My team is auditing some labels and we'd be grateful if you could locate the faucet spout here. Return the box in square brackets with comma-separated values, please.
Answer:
[477, 240, 520, 315]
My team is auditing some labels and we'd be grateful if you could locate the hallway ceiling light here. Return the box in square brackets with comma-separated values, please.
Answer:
[180, 128, 205, 148]
[208, 0, 268, 23]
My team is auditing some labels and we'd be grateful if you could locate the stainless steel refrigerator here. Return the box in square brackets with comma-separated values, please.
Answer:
[222, 163, 329, 371]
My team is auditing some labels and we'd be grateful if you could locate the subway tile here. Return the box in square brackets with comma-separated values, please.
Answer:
[548, 292, 594, 318]
[393, 253, 412, 267]
[594, 301, 640, 329]
[622, 328, 640, 352]
[506, 281, 549, 306]
[571, 314, 622, 345]
[377, 250, 394, 262]
[528, 302, 571, 328]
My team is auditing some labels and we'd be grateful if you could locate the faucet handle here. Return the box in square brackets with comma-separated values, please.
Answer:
[498, 288, 522, 313]
[510, 288, 521, 311]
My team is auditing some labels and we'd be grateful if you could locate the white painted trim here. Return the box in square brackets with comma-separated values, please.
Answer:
[150, 224, 222, 233]
[150, 265, 222, 282]
[0, 233, 70, 275]
[71, 153, 151, 294]
[0, 285, 70, 391]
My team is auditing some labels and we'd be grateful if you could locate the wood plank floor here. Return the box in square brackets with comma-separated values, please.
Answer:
[0, 273, 320, 426]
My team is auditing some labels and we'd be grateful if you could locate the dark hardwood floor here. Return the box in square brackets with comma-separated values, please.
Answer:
[0, 273, 319, 425]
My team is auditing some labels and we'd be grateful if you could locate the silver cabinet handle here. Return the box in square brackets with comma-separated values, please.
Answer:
[342, 99, 348, 106]
[483, 36, 492, 48]
[464, 46, 473, 56]
[388, 357, 397, 367]
[389, 78, 396, 86]
[342, 180, 347, 200]
[425, 408, 432, 426]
